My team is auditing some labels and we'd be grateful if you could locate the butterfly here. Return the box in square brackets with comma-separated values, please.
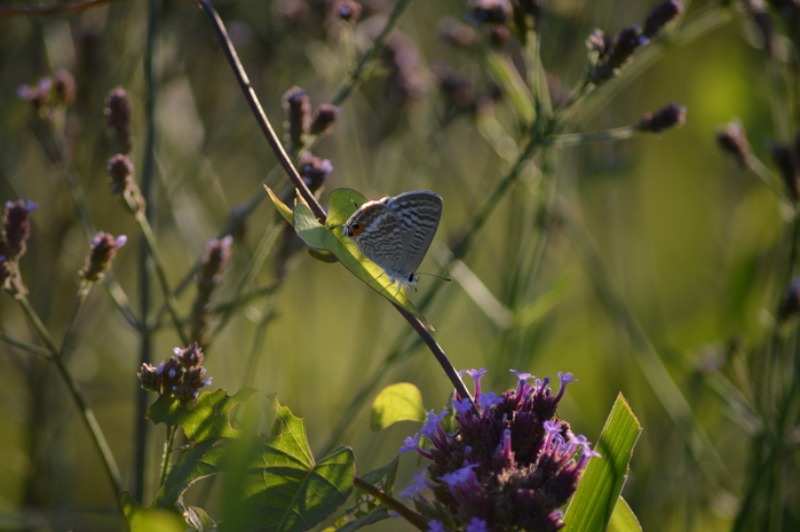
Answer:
[343, 190, 443, 289]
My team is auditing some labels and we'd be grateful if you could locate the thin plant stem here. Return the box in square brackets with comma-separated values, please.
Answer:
[0, 331, 52, 358]
[552, 125, 638, 147]
[57, 281, 92, 357]
[133, 0, 161, 503]
[160, 424, 178, 488]
[134, 211, 189, 345]
[14, 294, 124, 502]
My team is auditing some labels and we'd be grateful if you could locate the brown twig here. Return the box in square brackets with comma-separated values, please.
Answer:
[194, 0, 326, 221]
[353, 476, 427, 530]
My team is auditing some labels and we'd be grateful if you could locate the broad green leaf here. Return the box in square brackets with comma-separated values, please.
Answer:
[325, 188, 367, 227]
[563, 393, 642, 532]
[147, 389, 253, 441]
[265, 185, 295, 224]
[608, 496, 642, 532]
[371, 383, 426, 430]
[293, 198, 431, 326]
[155, 437, 232, 508]
[222, 400, 355, 531]
[121, 492, 184, 532]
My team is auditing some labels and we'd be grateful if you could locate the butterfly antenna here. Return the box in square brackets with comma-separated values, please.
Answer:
[416, 271, 452, 283]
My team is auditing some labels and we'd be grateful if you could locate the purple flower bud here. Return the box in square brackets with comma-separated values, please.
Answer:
[17, 77, 52, 113]
[638, 102, 687, 133]
[470, 0, 512, 26]
[297, 152, 333, 192]
[439, 18, 478, 49]
[1, 199, 36, 262]
[107, 154, 135, 196]
[333, 0, 361, 22]
[79, 231, 127, 282]
[283, 86, 311, 151]
[53, 69, 76, 105]
[642, 0, 684, 39]
[778, 278, 800, 322]
[310, 104, 339, 136]
[716, 122, 752, 168]
[104, 87, 133, 153]
[175, 342, 206, 369]
[137, 363, 162, 393]
[769, 141, 800, 200]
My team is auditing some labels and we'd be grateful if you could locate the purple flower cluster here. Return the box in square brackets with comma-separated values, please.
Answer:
[400, 369, 598, 530]
[138, 343, 213, 404]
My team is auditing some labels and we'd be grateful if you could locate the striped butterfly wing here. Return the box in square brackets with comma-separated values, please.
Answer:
[345, 201, 406, 275]
[386, 191, 443, 278]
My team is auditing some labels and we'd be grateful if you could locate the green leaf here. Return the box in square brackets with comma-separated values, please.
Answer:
[563, 393, 642, 532]
[155, 437, 232, 508]
[265, 185, 295, 224]
[292, 191, 431, 326]
[325, 188, 367, 228]
[371, 383, 426, 430]
[147, 389, 253, 441]
[222, 399, 356, 531]
[121, 492, 184, 532]
[608, 496, 642, 532]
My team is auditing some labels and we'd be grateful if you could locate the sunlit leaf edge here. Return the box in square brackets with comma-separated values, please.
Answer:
[563, 393, 642, 532]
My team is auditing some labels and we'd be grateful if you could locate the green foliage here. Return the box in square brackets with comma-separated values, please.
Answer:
[131, 393, 355, 530]
[564, 394, 642, 532]
[370, 382, 426, 430]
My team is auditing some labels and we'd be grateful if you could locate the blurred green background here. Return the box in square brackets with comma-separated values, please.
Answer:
[1, 0, 797, 530]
